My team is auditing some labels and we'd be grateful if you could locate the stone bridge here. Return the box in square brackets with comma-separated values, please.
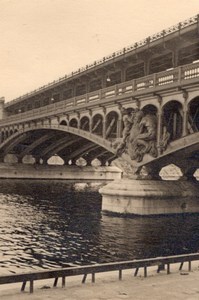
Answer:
[0, 61, 199, 180]
[1, 14, 199, 183]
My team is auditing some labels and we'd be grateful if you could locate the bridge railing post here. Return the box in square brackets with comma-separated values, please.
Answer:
[178, 66, 182, 82]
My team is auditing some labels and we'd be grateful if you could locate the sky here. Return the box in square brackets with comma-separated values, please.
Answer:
[0, 0, 199, 102]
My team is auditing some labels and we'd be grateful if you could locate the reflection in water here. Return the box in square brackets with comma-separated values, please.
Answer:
[0, 179, 199, 275]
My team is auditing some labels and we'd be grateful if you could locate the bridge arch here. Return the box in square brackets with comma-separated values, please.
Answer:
[80, 116, 90, 131]
[1, 131, 5, 143]
[0, 124, 114, 165]
[188, 96, 199, 132]
[142, 104, 158, 115]
[105, 111, 119, 139]
[162, 100, 183, 141]
[69, 118, 78, 128]
[60, 119, 68, 126]
[92, 113, 104, 136]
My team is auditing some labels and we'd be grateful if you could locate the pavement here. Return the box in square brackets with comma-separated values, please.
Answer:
[0, 262, 199, 299]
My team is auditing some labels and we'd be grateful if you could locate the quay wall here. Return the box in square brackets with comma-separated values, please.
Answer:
[0, 163, 122, 181]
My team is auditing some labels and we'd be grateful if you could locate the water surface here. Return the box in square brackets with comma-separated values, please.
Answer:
[0, 179, 199, 275]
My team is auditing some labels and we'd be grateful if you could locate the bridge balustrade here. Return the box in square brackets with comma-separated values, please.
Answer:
[1, 61, 199, 128]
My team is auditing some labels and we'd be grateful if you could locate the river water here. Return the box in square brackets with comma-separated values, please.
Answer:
[0, 179, 199, 275]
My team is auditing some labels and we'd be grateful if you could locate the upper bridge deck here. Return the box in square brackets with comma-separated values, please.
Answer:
[3, 14, 199, 117]
[0, 60, 199, 127]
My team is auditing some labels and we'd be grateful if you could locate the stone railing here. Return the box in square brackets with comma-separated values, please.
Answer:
[5, 15, 199, 107]
[1, 61, 199, 127]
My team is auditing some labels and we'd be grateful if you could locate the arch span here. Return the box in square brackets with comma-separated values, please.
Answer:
[0, 124, 115, 164]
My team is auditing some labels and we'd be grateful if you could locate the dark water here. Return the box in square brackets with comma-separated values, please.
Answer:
[0, 179, 199, 275]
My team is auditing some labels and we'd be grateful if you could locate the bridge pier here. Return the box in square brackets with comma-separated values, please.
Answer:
[99, 178, 199, 216]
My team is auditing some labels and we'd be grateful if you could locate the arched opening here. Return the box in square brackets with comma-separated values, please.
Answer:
[159, 164, 182, 180]
[1, 131, 5, 142]
[188, 96, 199, 132]
[92, 114, 103, 136]
[60, 120, 67, 126]
[105, 111, 119, 139]
[91, 158, 101, 166]
[142, 104, 157, 116]
[22, 155, 35, 164]
[47, 155, 64, 165]
[69, 118, 78, 128]
[80, 116, 90, 131]
[10, 130, 14, 136]
[194, 169, 199, 180]
[76, 157, 87, 166]
[4, 154, 18, 164]
[162, 101, 183, 140]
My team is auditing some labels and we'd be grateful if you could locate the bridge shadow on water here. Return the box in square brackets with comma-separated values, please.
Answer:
[0, 179, 199, 275]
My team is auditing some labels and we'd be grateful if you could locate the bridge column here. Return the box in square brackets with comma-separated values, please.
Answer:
[117, 116, 123, 138]
[89, 110, 92, 133]
[156, 96, 163, 154]
[182, 91, 189, 137]
[182, 108, 189, 137]
[0, 97, 5, 120]
[102, 108, 106, 139]
[34, 156, 41, 165]
[17, 156, 23, 164]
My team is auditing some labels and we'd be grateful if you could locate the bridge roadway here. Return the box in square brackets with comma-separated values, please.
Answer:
[0, 61, 199, 179]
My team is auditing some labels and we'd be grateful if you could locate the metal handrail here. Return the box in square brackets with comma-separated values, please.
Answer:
[0, 252, 198, 294]
[5, 15, 199, 107]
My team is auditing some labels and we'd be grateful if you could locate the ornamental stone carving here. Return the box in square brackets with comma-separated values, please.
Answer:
[116, 109, 158, 162]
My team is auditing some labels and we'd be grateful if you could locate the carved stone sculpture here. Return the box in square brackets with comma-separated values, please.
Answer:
[116, 109, 158, 162]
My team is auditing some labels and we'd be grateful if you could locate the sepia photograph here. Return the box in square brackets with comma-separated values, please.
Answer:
[1, 0, 199, 299]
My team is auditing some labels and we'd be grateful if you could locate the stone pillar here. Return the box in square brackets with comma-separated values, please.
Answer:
[102, 107, 106, 139]
[172, 49, 179, 68]
[101, 73, 107, 89]
[88, 110, 92, 132]
[0, 97, 5, 120]
[156, 95, 163, 154]
[182, 108, 188, 137]
[121, 67, 126, 82]
[77, 112, 80, 129]
[102, 119, 106, 139]
[117, 117, 123, 138]
[72, 82, 77, 97]
[157, 111, 163, 153]
[34, 156, 41, 165]
[182, 90, 189, 137]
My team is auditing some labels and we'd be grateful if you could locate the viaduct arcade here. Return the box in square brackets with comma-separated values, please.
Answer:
[1, 15, 199, 181]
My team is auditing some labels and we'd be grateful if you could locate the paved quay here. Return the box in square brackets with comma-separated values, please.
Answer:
[0, 262, 199, 300]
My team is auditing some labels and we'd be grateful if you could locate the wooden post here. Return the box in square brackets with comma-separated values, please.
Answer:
[179, 262, 184, 270]
[119, 269, 122, 280]
[134, 268, 139, 276]
[82, 274, 87, 284]
[53, 277, 58, 287]
[188, 261, 191, 272]
[92, 273, 95, 283]
[21, 281, 26, 292]
[30, 280, 34, 293]
[167, 264, 170, 274]
[62, 276, 66, 288]
[144, 266, 147, 278]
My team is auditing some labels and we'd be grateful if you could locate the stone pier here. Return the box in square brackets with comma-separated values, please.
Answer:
[99, 178, 199, 215]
